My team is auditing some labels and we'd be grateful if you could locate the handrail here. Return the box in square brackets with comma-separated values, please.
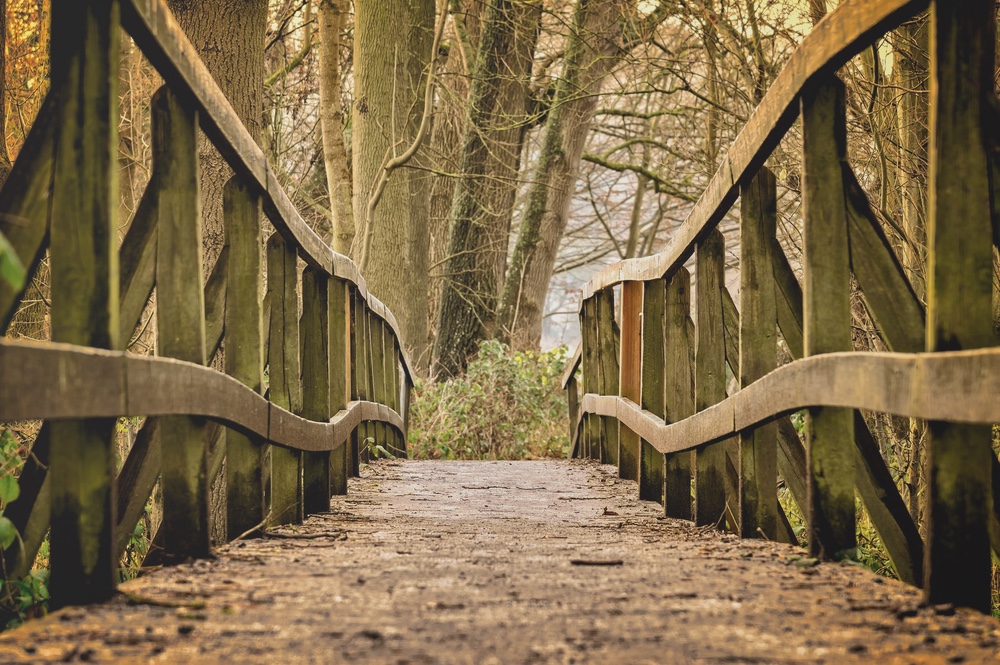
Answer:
[119, 0, 415, 382]
[579, 0, 926, 300]
[579, 348, 1000, 456]
[0, 339, 404, 452]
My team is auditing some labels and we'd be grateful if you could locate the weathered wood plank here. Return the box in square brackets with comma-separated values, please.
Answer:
[118, 176, 158, 346]
[802, 76, 855, 561]
[739, 167, 778, 540]
[370, 316, 388, 454]
[639, 279, 666, 504]
[267, 233, 303, 526]
[695, 230, 728, 527]
[596, 289, 620, 467]
[47, 0, 121, 608]
[301, 267, 332, 514]
[771, 240, 805, 360]
[152, 86, 210, 561]
[580, 297, 600, 460]
[619, 282, 643, 483]
[923, 0, 995, 612]
[223, 176, 266, 540]
[329, 278, 350, 495]
[663, 268, 693, 520]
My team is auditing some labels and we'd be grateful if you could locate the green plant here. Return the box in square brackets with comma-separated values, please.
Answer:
[0, 230, 26, 292]
[408, 340, 569, 460]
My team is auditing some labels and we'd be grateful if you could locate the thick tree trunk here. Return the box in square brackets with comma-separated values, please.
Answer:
[317, 0, 354, 254]
[497, 0, 633, 350]
[352, 0, 435, 365]
[0, 0, 11, 188]
[432, 0, 541, 377]
[166, 0, 266, 269]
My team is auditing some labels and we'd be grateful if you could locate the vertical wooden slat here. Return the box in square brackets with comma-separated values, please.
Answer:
[371, 316, 388, 454]
[152, 86, 210, 561]
[224, 176, 265, 541]
[639, 279, 666, 504]
[695, 230, 728, 528]
[596, 288, 620, 466]
[301, 267, 331, 515]
[348, 289, 361, 475]
[801, 76, 855, 560]
[388, 336, 404, 456]
[352, 295, 371, 464]
[619, 281, 643, 482]
[739, 167, 778, 540]
[47, 0, 120, 607]
[330, 278, 351, 495]
[663, 268, 693, 520]
[580, 297, 600, 459]
[924, 0, 995, 612]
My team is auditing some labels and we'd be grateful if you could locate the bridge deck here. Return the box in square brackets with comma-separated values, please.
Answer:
[1, 460, 998, 664]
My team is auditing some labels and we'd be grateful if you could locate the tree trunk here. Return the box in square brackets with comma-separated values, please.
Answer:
[497, 0, 633, 350]
[352, 0, 435, 365]
[0, 0, 11, 188]
[317, 0, 354, 254]
[432, 0, 541, 377]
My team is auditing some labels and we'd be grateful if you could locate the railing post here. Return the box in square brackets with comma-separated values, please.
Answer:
[580, 297, 600, 459]
[152, 86, 210, 561]
[302, 267, 331, 515]
[266, 233, 303, 526]
[619, 281, 643, 482]
[739, 167, 778, 540]
[638, 279, 666, 503]
[695, 230, 728, 527]
[924, 0, 995, 612]
[801, 76, 855, 560]
[596, 288, 620, 467]
[663, 268, 694, 520]
[386, 333, 404, 456]
[224, 177, 265, 541]
[47, 0, 120, 607]
[351, 294, 371, 465]
[370, 315, 388, 455]
[330, 277, 351, 495]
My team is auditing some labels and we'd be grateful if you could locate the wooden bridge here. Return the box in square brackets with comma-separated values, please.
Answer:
[0, 0, 998, 661]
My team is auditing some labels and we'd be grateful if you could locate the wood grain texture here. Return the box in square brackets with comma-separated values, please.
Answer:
[301, 268, 331, 515]
[596, 289, 620, 467]
[329, 278, 351, 496]
[619, 282, 643, 482]
[577, 0, 926, 300]
[639, 279, 666, 504]
[663, 268, 693, 520]
[580, 297, 600, 460]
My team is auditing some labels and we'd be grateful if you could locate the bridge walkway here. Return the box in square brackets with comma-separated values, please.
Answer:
[1, 460, 997, 664]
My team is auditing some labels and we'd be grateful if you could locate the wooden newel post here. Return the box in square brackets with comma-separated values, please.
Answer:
[48, 0, 120, 607]
[302, 267, 331, 515]
[619, 281, 642, 482]
[801, 75, 855, 560]
[695, 230, 728, 527]
[924, 0, 995, 612]
[224, 176, 265, 541]
[596, 288, 620, 467]
[580, 297, 600, 459]
[152, 86, 211, 561]
[638, 279, 666, 504]
[351, 293, 371, 466]
[329, 277, 351, 495]
[663, 268, 694, 520]
[267, 233, 303, 526]
[739, 167, 778, 540]
[371, 315, 388, 454]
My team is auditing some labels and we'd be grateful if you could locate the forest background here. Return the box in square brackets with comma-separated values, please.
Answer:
[0, 0, 999, 621]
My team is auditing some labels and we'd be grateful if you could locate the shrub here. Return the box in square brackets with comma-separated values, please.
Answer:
[408, 340, 570, 460]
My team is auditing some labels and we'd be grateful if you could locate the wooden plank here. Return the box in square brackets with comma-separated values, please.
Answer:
[801, 75, 855, 561]
[2, 425, 51, 582]
[561, 342, 582, 390]
[639, 279, 666, 504]
[771, 239, 805, 360]
[844, 167, 925, 352]
[370, 316, 388, 455]
[739, 167, 778, 540]
[663, 268, 693, 520]
[696, 230, 729, 528]
[578, 0, 928, 299]
[223, 176, 265, 541]
[47, 0, 120, 608]
[720, 287, 740, 376]
[351, 292, 371, 465]
[118, 173, 158, 346]
[152, 86, 210, 561]
[0, 92, 54, 331]
[267, 232, 303, 526]
[580, 297, 600, 459]
[619, 282, 643, 483]
[203, 246, 228, 358]
[329, 278, 351, 496]
[302, 267, 331, 515]
[596, 289, 620, 467]
[923, 0, 995, 612]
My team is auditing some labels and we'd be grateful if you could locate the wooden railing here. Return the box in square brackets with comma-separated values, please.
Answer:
[566, 0, 1000, 612]
[0, 0, 412, 608]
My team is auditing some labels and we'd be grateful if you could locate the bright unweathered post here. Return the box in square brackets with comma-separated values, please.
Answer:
[663, 268, 693, 520]
[801, 76, 855, 560]
[924, 0, 994, 612]
[739, 167, 778, 540]
[224, 177, 265, 541]
[302, 267, 331, 515]
[48, 0, 120, 607]
[152, 86, 210, 561]
[639, 279, 666, 504]
[695, 230, 728, 527]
